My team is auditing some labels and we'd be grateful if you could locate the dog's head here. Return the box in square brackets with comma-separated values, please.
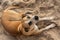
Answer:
[21, 11, 41, 34]
[22, 11, 40, 26]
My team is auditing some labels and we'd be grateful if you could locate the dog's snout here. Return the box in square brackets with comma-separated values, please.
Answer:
[28, 21, 32, 26]
[34, 16, 39, 20]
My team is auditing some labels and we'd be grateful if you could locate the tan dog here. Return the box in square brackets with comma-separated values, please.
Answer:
[1, 6, 36, 36]
[1, 6, 56, 36]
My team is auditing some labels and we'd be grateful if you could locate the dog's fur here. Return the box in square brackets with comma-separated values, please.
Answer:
[1, 6, 23, 35]
[1, 6, 56, 36]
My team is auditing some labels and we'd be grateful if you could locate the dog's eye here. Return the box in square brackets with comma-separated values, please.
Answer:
[34, 16, 39, 20]
[27, 16, 30, 19]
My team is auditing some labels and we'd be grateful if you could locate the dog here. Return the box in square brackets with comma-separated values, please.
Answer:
[1, 6, 56, 36]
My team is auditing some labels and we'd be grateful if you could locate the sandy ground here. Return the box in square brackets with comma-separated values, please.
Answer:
[0, 0, 60, 40]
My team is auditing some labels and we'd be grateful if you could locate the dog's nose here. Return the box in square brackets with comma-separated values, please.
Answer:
[34, 16, 39, 20]
[28, 21, 32, 26]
